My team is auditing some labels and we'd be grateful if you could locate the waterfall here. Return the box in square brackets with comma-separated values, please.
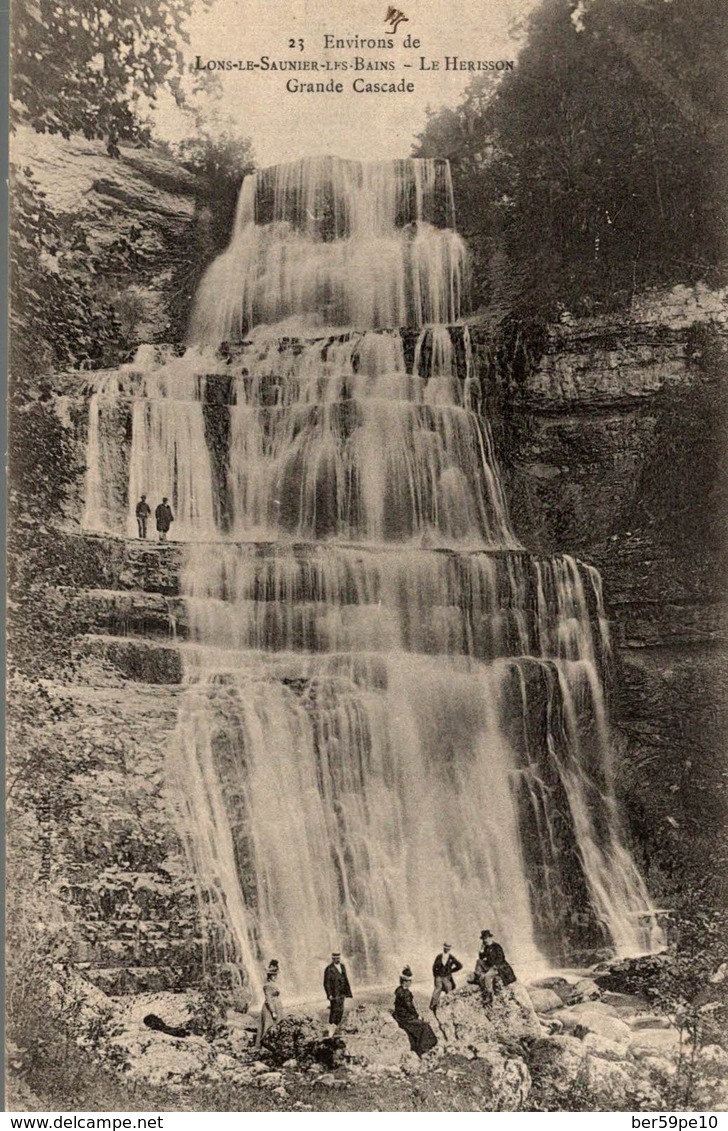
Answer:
[83, 157, 658, 1003]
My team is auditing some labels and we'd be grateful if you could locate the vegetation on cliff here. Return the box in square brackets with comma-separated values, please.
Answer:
[414, 0, 728, 319]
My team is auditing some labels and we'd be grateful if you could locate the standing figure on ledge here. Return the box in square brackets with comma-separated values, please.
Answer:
[394, 967, 438, 1056]
[323, 950, 353, 1037]
[257, 960, 283, 1047]
[430, 941, 463, 1011]
[473, 929, 517, 997]
[136, 494, 151, 539]
[155, 497, 174, 543]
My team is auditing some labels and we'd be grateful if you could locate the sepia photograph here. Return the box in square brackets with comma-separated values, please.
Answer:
[6, 0, 728, 1115]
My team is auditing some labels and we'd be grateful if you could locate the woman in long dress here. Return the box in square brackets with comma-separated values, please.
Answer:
[393, 966, 438, 1056]
[257, 960, 283, 1047]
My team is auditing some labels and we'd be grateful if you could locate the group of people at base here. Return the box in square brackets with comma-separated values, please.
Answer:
[256, 929, 519, 1058]
[135, 495, 174, 542]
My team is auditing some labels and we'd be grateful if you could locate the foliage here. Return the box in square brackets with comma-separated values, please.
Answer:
[165, 129, 256, 342]
[9, 164, 126, 388]
[415, 0, 728, 318]
[11, 0, 201, 152]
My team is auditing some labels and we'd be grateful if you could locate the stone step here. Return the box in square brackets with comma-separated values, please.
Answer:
[77, 635, 183, 684]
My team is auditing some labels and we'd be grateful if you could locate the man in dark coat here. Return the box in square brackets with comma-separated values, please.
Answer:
[155, 497, 174, 542]
[323, 950, 353, 1036]
[136, 494, 151, 539]
[393, 967, 438, 1056]
[475, 929, 517, 997]
[430, 941, 463, 1010]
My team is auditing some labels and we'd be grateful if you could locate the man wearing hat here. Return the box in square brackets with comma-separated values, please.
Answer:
[430, 941, 463, 1011]
[323, 950, 353, 1036]
[474, 929, 517, 997]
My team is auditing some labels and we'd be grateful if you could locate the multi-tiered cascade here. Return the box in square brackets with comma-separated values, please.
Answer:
[83, 156, 658, 1003]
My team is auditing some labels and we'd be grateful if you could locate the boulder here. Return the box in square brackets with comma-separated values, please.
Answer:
[638, 1054, 678, 1081]
[530, 976, 572, 1003]
[474, 1044, 532, 1111]
[582, 1056, 633, 1109]
[566, 1000, 619, 1018]
[628, 1026, 682, 1058]
[260, 1014, 321, 1065]
[693, 1045, 728, 1111]
[436, 984, 542, 1050]
[582, 1033, 628, 1061]
[106, 1031, 219, 1086]
[592, 953, 675, 997]
[116, 991, 209, 1033]
[572, 1011, 631, 1044]
[626, 1014, 672, 1030]
[566, 979, 602, 1005]
[527, 1035, 586, 1100]
[529, 988, 564, 1014]
[339, 1003, 409, 1067]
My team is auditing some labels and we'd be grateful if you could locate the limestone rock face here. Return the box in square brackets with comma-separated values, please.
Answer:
[11, 125, 197, 341]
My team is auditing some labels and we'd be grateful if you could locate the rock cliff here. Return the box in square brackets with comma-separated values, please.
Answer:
[472, 311, 728, 890]
[11, 126, 198, 341]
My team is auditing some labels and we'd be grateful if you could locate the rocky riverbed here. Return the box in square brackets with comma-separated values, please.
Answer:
[26, 960, 727, 1113]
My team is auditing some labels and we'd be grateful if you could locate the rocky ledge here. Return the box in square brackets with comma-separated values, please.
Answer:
[46, 960, 728, 1111]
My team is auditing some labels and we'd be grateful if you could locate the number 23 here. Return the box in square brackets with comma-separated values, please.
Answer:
[288, 38, 304, 51]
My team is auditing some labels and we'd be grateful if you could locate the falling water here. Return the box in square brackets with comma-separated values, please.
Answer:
[83, 157, 658, 1002]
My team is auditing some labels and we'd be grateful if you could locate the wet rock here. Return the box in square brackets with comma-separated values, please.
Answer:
[260, 1015, 321, 1065]
[529, 988, 564, 1014]
[592, 953, 675, 997]
[572, 1011, 631, 1044]
[565, 979, 602, 1005]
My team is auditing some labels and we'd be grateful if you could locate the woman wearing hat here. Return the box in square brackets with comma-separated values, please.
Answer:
[393, 967, 438, 1056]
[257, 960, 283, 1047]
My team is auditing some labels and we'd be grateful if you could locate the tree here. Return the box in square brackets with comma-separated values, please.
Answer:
[11, 0, 203, 152]
[415, 0, 728, 319]
[165, 128, 256, 341]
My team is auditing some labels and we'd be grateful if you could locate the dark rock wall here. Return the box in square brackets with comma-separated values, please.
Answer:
[473, 317, 728, 900]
